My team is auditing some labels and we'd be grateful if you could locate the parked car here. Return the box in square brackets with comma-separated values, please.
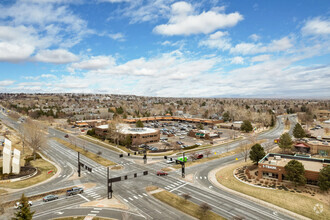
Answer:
[195, 143, 202, 146]
[197, 154, 204, 159]
[166, 160, 174, 164]
[66, 187, 84, 196]
[14, 201, 32, 209]
[64, 134, 69, 138]
[43, 195, 59, 202]
[177, 141, 183, 145]
[157, 171, 168, 176]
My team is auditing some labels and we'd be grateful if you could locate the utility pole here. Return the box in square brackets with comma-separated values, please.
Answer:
[78, 152, 81, 177]
[182, 152, 185, 178]
[144, 149, 147, 164]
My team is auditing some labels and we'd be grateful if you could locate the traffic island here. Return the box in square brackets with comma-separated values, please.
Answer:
[213, 161, 330, 220]
[147, 186, 225, 220]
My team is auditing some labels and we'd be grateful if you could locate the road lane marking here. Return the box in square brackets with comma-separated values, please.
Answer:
[94, 208, 102, 210]
[123, 199, 128, 202]
[138, 195, 143, 198]
[88, 214, 96, 216]
[169, 183, 188, 192]
[129, 197, 133, 201]
[91, 211, 99, 213]
[133, 196, 138, 199]
[78, 194, 90, 202]
[143, 193, 148, 196]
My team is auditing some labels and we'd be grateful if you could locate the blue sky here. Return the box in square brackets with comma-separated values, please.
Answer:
[0, 0, 329, 98]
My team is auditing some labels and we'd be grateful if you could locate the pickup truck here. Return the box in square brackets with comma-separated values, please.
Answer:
[66, 187, 84, 196]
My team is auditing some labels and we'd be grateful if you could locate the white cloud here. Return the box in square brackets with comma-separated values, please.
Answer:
[302, 17, 330, 35]
[153, 1, 243, 36]
[199, 31, 231, 50]
[230, 37, 293, 55]
[250, 54, 271, 62]
[0, 42, 35, 62]
[249, 34, 260, 41]
[71, 56, 115, 70]
[34, 49, 79, 64]
[108, 33, 125, 41]
[231, 56, 244, 64]
[0, 80, 14, 86]
[41, 74, 57, 78]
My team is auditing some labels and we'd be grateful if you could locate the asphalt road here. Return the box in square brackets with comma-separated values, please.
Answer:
[1, 110, 300, 220]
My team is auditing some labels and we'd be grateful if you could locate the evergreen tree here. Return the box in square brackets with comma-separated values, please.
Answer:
[293, 123, 306, 138]
[284, 160, 306, 186]
[318, 165, 330, 192]
[136, 120, 144, 128]
[270, 116, 275, 127]
[279, 132, 293, 152]
[222, 111, 230, 122]
[13, 194, 35, 220]
[241, 120, 253, 132]
[249, 144, 265, 165]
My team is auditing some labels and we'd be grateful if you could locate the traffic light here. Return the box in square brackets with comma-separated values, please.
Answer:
[128, 153, 130, 156]
[143, 171, 148, 175]
[119, 154, 123, 158]
[134, 152, 137, 155]
[164, 156, 167, 159]
[134, 173, 137, 178]
[143, 155, 147, 159]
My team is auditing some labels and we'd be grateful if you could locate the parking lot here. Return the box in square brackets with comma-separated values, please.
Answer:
[141, 121, 238, 152]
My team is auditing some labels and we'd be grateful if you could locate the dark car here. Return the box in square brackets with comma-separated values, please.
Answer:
[64, 134, 69, 138]
[157, 171, 168, 176]
[43, 195, 58, 202]
[197, 154, 204, 159]
[66, 187, 84, 196]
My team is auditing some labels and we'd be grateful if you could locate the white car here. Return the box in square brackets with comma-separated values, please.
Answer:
[196, 143, 202, 146]
[166, 160, 174, 164]
[14, 201, 33, 209]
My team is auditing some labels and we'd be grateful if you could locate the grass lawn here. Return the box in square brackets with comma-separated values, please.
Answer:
[0, 158, 57, 189]
[151, 189, 225, 220]
[53, 137, 116, 166]
[216, 161, 330, 220]
[78, 135, 129, 153]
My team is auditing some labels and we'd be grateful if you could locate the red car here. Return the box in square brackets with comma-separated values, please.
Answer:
[197, 154, 204, 159]
[157, 171, 168, 176]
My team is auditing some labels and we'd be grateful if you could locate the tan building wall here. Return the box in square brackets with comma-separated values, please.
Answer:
[131, 130, 160, 145]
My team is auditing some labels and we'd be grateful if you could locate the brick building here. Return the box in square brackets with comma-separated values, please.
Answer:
[95, 124, 160, 146]
[258, 153, 330, 185]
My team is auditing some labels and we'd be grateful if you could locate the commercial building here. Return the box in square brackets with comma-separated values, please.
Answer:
[95, 124, 160, 146]
[258, 153, 330, 185]
[294, 141, 329, 156]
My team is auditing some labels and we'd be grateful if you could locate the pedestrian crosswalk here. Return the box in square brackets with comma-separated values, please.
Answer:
[122, 193, 149, 203]
[163, 180, 186, 190]
[84, 186, 104, 200]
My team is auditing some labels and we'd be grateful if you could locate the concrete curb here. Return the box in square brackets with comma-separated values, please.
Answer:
[208, 164, 310, 220]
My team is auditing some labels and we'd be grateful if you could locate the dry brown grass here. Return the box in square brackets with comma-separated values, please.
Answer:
[0, 158, 56, 189]
[152, 190, 225, 220]
[53, 137, 116, 166]
[216, 161, 330, 220]
[146, 185, 159, 192]
[78, 135, 127, 153]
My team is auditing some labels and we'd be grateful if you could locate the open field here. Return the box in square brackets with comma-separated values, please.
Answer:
[53, 137, 116, 166]
[216, 161, 330, 220]
[150, 188, 225, 220]
[0, 158, 57, 189]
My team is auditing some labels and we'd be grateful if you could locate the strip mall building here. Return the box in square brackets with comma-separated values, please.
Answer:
[258, 153, 330, 185]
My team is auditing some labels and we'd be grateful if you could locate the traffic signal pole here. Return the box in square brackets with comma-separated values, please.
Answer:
[78, 152, 81, 177]
[182, 152, 185, 178]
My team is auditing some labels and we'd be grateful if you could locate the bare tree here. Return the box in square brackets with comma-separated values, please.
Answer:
[182, 193, 191, 203]
[24, 119, 47, 160]
[239, 143, 251, 162]
[97, 150, 102, 158]
[199, 202, 212, 217]
[190, 152, 199, 161]
[204, 149, 212, 158]
[18, 124, 27, 155]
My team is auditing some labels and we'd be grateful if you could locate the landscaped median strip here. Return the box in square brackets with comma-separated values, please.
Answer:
[146, 186, 225, 220]
[53, 137, 116, 166]
[78, 135, 127, 153]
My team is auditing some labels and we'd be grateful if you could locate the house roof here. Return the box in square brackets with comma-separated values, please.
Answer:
[294, 143, 310, 148]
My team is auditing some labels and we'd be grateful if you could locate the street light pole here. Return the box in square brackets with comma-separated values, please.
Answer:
[78, 151, 81, 177]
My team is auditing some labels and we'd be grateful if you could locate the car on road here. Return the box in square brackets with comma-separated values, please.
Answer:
[197, 154, 204, 159]
[157, 171, 168, 176]
[64, 134, 69, 138]
[43, 195, 59, 202]
[66, 187, 84, 196]
[195, 143, 202, 146]
[14, 201, 33, 209]
[166, 160, 174, 164]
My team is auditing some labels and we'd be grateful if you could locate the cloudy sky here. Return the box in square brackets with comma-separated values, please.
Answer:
[0, 0, 329, 98]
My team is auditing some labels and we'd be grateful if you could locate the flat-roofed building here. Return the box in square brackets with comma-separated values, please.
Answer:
[258, 153, 330, 185]
[95, 124, 160, 146]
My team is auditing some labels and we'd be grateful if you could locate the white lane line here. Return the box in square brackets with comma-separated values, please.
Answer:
[88, 214, 96, 216]
[143, 193, 148, 196]
[199, 176, 202, 179]
[123, 199, 128, 202]
[88, 193, 98, 196]
[94, 208, 102, 210]
[58, 175, 62, 177]
[133, 196, 138, 199]
[204, 176, 207, 179]
[138, 195, 143, 198]
[92, 195, 101, 198]
[169, 183, 188, 192]
[78, 194, 90, 202]
[165, 187, 169, 190]
[129, 197, 133, 201]
[91, 211, 99, 213]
